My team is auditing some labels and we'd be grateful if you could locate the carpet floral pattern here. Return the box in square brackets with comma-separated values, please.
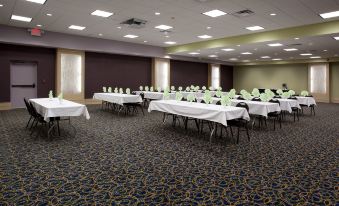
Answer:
[0, 103, 338, 205]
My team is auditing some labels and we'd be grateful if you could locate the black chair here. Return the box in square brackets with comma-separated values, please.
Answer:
[268, 99, 282, 130]
[227, 102, 250, 144]
[273, 95, 281, 99]
[237, 96, 245, 100]
[123, 94, 145, 116]
[288, 96, 300, 121]
[28, 102, 49, 136]
[300, 95, 316, 116]
[23, 98, 34, 129]
[251, 97, 261, 101]
[216, 100, 221, 105]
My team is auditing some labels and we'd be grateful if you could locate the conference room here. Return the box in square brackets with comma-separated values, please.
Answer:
[0, 0, 338, 205]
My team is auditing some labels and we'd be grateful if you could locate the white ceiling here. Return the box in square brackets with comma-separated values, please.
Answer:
[0, 0, 339, 62]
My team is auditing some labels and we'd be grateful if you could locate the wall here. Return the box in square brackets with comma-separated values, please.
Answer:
[220, 65, 233, 91]
[170, 60, 208, 87]
[0, 43, 56, 102]
[233, 63, 308, 93]
[330, 62, 339, 102]
[85, 52, 152, 99]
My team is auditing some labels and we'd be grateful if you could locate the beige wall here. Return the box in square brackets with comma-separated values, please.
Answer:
[330, 62, 339, 103]
[234, 64, 308, 93]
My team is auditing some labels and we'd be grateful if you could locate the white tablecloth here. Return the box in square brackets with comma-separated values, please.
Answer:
[148, 100, 250, 126]
[274, 99, 301, 113]
[93, 93, 142, 105]
[30, 98, 90, 121]
[231, 99, 281, 117]
[296, 96, 316, 107]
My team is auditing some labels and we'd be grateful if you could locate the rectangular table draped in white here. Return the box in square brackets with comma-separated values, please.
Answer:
[93, 93, 142, 105]
[30, 98, 90, 121]
[148, 100, 250, 126]
[295, 96, 316, 107]
[272, 99, 301, 113]
[230, 99, 281, 117]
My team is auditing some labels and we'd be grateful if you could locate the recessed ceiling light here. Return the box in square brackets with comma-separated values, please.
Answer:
[319, 10, 339, 19]
[69, 25, 86, 30]
[11, 15, 32, 22]
[155, 12, 160, 15]
[165, 35, 170, 38]
[294, 37, 299, 40]
[198, 35, 212, 39]
[0, 4, 3, 7]
[270, 13, 276, 16]
[189, 52, 200, 55]
[164, 41, 176, 45]
[155, 25, 173, 30]
[284, 48, 298, 51]
[261, 56, 271, 59]
[300, 53, 312, 56]
[202, 9, 227, 18]
[164, 55, 171, 58]
[117, 26, 122, 29]
[237, 45, 241, 47]
[25, 0, 47, 4]
[143, 40, 148, 43]
[124, 34, 139, 38]
[310, 56, 321, 59]
[268, 43, 283, 47]
[222, 48, 234, 51]
[243, 60, 250, 62]
[91, 10, 113, 18]
[333, 36, 339, 40]
[246, 26, 264, 31]
[36, 24, 42, 27]
[206, 26, 212, 29]
[98, 33, 103, 36]
[208, 55, 218, 58]
[46, 13, 52, 16]
[229, 58, 238, 61]
[272, 58, 282, 61]
[241, 52, 252, 55]
[323, 50, 328, 52]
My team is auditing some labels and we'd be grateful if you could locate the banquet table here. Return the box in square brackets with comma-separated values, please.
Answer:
[230, 99, 281, 117]
[273, 98, 301, 113]
[295, 96, 317, 107]
[148, 100, 250, 127]
[29, 98, 90, 137]
[148, 100, 250, 142]
[93, 93, 142, 105]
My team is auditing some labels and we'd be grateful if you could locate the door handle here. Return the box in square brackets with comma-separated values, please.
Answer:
[11, 83, 35, 88]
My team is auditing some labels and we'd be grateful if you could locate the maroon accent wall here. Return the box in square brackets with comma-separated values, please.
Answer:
[0, 43, 56, 102]
[220, 65, 234, 91]
[170, 60, 208, 87]
[85, 52, 152, 98]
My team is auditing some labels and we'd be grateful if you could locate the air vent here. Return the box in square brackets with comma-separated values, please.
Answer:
[120, 18, 147, 29]
[232, 9, 255, 18]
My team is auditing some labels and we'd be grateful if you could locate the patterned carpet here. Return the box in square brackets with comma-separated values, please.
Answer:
[0, 103, 338, 205]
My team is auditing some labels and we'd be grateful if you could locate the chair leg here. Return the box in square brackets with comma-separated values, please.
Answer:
[273, 118, 276, 130]
[245, 123, 250, 141]
[26, 116, 33, 129]
[194, 119, 199, 131]
[237, 127, 240, 144]
[139, 105, 145, 116]
[57, 120, 60, 136]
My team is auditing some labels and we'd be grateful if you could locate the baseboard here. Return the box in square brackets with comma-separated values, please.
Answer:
[0, 102, 11, 110]
[85, 99, 101, 105]
[331, 98, 339, 103]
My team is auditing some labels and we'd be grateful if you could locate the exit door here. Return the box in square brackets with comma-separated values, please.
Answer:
[10, 62, 37, 108]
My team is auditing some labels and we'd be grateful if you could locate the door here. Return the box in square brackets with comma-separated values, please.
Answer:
[10, 62, 37, 108]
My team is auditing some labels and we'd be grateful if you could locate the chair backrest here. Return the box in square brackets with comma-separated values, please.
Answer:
[236, 102, 249, 112]
[216, 100, 221, 105]
[269, 99, 280, 105]
[289, 96, 297, 100]
[29, 102, 39, 118]
[132, 91, 136, 95]
[182, 98, 187, 101]
[200, 100, 206, 104]
[23, 98, 33, 115]
[251, 97, 261, 101]
[273, 95, 281, 99]
[306, 95, 313, 97]
[237, 96, 245, 100]
[140, 92, 145, 100]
